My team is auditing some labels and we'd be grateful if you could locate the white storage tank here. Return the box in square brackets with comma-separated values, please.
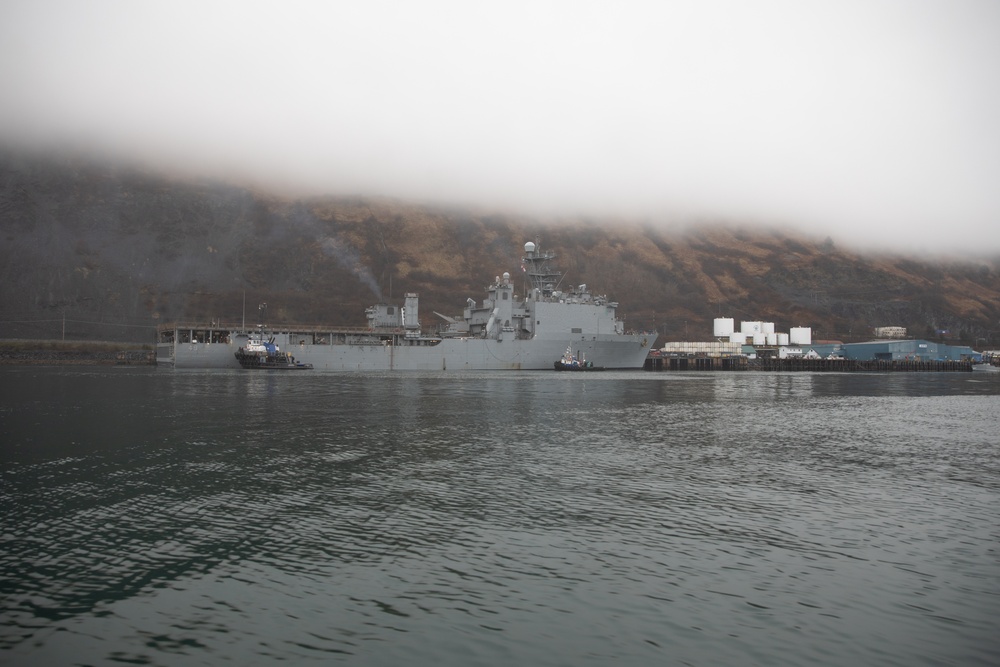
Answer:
[752, 333, 766, 346]
[777, 333, 790, 346]
[766, 333, 778, 346]
[730, 332, 747, 344]
[713, 318, 736, 337]
[762, 322, 775, 335]
[741, 321, 763, 335]
[789, 327, 812, 345]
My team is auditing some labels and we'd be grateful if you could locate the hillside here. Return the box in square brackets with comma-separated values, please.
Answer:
[2, 150, 999, 347]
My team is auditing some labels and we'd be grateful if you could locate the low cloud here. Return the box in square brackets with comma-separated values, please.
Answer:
[2, 0, 998, 254]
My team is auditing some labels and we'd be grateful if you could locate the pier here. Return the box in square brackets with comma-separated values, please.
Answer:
[0, 340, 157, 365]
[644, 356, 973, 372]
[644, 356, 748, 371]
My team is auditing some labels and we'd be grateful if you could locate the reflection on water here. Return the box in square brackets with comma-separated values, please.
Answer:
[1, 368, 998, 666]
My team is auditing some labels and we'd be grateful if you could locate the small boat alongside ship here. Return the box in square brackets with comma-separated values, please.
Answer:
[156, 241, 651, 371]
[554, 346, 603, 371]
[235, 335, 313, 370]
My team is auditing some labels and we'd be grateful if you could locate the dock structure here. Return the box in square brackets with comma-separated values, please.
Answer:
[644, 356, 973, 372]
[645, 355, 747, 371]
[116, 350, 157, 365]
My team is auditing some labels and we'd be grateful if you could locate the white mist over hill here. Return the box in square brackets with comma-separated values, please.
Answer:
[2, 0, 998, 253]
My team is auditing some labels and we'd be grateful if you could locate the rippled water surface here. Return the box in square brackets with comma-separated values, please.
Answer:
[2, 368, 998, 666]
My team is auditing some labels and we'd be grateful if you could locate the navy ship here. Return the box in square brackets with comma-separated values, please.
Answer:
[156, 241, 651, 370]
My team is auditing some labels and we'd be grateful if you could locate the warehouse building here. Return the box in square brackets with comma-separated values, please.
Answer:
[803, 340, 981, 362]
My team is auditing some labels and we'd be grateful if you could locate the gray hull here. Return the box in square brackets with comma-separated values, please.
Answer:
[163, 333, 650, 371]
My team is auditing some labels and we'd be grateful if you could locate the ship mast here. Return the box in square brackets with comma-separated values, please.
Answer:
[522, 240, 564, 296]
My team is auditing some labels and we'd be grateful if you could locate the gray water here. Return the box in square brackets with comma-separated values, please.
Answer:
[1, 367, 998, 666]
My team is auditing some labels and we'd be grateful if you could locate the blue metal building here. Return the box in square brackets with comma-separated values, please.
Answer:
[807, 340, 981, 362]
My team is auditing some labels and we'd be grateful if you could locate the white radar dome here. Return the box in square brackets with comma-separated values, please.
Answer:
[524, 241, 536, 253]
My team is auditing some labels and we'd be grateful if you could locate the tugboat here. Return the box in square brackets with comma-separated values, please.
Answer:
[554, 345, 603, 371]
[235, 334, 313, 370]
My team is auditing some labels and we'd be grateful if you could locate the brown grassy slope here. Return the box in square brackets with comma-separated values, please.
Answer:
[285, 200, 1000, 344]
[2, 150, 999, 345]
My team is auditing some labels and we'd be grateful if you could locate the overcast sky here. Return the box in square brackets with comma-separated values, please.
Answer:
[2, 0, 998, 252]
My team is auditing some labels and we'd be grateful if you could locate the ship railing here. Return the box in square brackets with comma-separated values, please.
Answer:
[158, 322, 382, 336]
